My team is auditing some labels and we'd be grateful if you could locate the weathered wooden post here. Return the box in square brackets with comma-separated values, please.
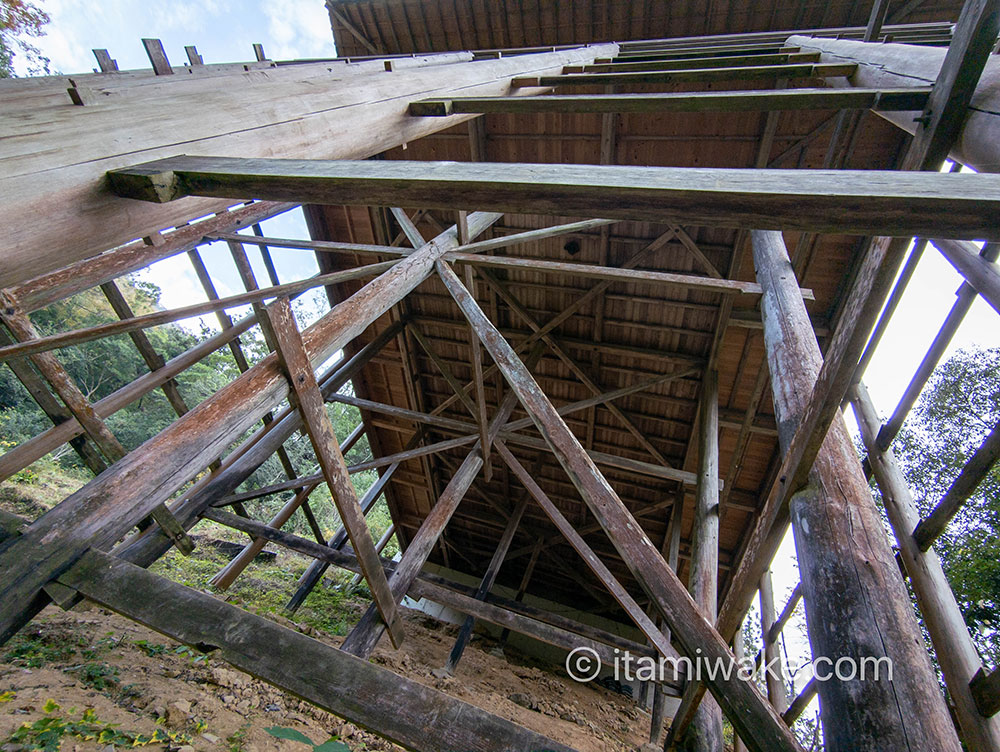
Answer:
[681, 369, 724, 752]
[751, 229, 961, 752]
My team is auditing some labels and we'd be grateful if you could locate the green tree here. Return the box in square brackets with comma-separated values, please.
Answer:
[885, 346, 1000, 666]
[0, 0, 49, 77]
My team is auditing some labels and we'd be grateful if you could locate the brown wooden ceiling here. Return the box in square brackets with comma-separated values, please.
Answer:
[326, 0, 963, 57]
[301, 0, 970, 624]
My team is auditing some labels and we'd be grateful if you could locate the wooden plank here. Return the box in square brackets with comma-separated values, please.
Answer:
[852, 381, 1000, 751]
[141, 38, 173, 75]
[435, 260, 801, 752]
[408, 88, 931, 116]
[56, 549, 574, 752]
[781, 680, 818, 726]
[512, 63, 857, 87]
[768, 583, 802, 645]
[92, 49, 118, 72]
[107, 155, 1000, 240]
[266, 297, 404, 648]
[865, 0, 892, 40]
[463, 265, 493, 482]
[184, 46, 204, 66]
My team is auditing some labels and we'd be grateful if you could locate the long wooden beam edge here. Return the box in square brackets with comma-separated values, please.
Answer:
[54, 548, 576, 752]
[105, 156, 1000, 240]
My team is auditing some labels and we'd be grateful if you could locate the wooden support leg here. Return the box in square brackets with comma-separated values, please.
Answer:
[680, 369, 724, 752]
[436, 259, 801, 752]
[443, 494, 526, 673]
[649, 489, 683, 746]
[751, 230, 960, 752]
[267, 297, 404, 648]
[499, 537, 542, 646]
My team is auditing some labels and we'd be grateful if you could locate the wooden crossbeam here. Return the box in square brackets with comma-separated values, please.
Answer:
[435, 260, 801, 752]
[563, 52, 821, 73]
[448, 252, 815, 298]
[56, 549, 573, 752]
[266, 297, 404, 648]
[107, 156, 1000, 240]
[408, 88, 931, 116]
[912, 416, 1000, 551]
[512, 63, 857, 87]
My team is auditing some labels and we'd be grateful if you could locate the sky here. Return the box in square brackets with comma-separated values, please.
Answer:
[16, 0, 1000, 709]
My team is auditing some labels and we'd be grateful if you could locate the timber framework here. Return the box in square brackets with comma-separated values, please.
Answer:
[2, 1, 1000, 750]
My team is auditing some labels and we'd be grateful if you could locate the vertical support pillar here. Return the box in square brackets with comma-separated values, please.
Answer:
[751, 229, 961, 752]
[758, 571, 788, 713]
[649, 487, 684, 745]
[681, 369, 724, 752]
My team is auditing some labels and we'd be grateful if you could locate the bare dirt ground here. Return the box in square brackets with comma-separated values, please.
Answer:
[0, 595, 653, 751]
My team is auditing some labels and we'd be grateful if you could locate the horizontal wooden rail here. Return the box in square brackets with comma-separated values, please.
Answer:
[107, 156, 1000, 240]
[445, 252, 815, 298]
[563, 52, 822, 73]
[512, 63, 857, 87]
[972, 667, 1000, 717]
[409, 88, 931, 116]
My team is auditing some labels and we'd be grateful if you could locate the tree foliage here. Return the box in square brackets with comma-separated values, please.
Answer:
[887, 346, 1000, 666]
[0, 0, 50, 77]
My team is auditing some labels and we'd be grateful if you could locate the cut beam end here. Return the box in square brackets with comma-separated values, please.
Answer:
[408, 100, 453, 116]
[107, 162, 183, 203]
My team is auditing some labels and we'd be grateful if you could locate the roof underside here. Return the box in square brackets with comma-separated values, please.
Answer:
[326, 0, 961, 57]
[305, 2, 964, 624]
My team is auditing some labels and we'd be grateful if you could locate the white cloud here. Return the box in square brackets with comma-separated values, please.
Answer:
[261, 0, 334, 59]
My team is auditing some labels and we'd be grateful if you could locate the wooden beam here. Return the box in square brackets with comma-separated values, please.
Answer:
[512, 62, 857, 87]
[768, 583, 802, 645]
[435, 260, 801, 752]
[266, 297, 404, 648]
[912, 416, 1000, 551]
[746, 230, 960, 752]
[864, 0, 892, 40]
[141, 38, 173, 75]
[678, 369, 724, 751]
[931, 239, 1000, 316]
[498, 442, 682, 665]
[409, 87, 931, 116]
[57, 549, 574, 752]
[202, 507, 670, 679]
[92, 48, 118, 72]
[448, 252, 815, 298]
[852, 381, 1000, 751]
[108, 156, 1000, 240]
[972, 667, 1000, 718]
[326, 1, 383, 55]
